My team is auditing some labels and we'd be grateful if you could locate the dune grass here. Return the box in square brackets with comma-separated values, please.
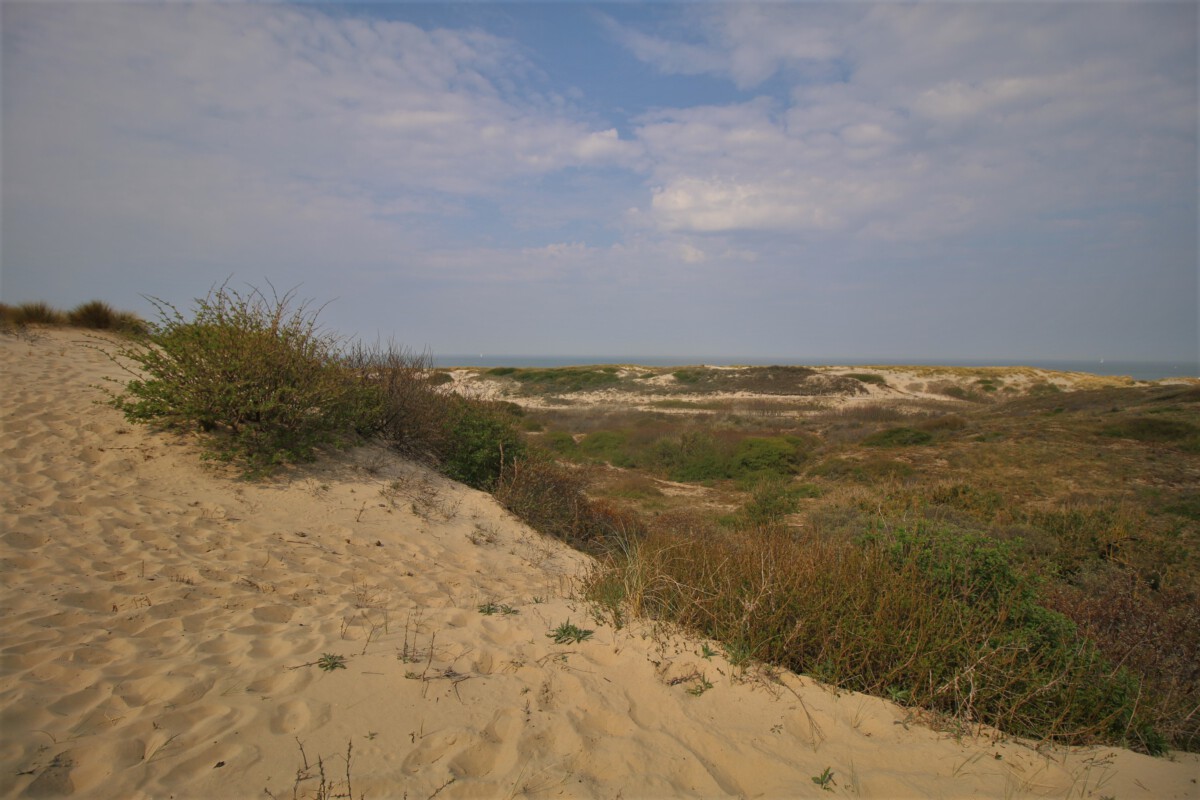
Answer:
[1, 299, 146, 334]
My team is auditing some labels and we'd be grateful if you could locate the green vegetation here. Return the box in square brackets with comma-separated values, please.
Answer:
[100, 282, 1198, 754]
[862, 427, 934, 447]
[847, 373, 887, 386]
[547, 620, 594, 645]
[531, 380, 1199, 753]
[111, 287, 381, 473]
[486, 366, 620, 393]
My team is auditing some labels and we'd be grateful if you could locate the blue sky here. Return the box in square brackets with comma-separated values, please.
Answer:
[2, 2, 1197, 365]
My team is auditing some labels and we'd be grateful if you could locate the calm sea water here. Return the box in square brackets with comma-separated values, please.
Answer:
[434, 355, 1197, 382]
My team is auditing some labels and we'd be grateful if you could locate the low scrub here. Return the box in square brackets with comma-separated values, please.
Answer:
[494, 454, 644, 554]
[862, 427, 934, 447]
[112, 285, 381, 474]
[1101, 417, 1199, 448]
[590, 521, 1165, 752]
[436, 397, 526, 490]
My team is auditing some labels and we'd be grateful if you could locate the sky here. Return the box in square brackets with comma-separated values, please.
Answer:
[2, 2, 1197, 366]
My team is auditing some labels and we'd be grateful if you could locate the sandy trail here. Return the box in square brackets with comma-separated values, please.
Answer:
[2, 329, 1197, 799]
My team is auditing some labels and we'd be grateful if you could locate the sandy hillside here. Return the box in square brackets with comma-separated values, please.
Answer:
[2, 329, 1198, 799]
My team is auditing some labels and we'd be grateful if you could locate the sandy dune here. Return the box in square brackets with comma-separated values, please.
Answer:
[2, 329, 1197, 799]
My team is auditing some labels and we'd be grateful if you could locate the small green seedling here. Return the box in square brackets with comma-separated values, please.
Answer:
[812, 767, 835, 791]
[687, 675, 714, 696]
[478, 601, 519, 616]
[317, 653, 347, 672]
[547, 620, 594, 645]
[700, 643, 716, 660]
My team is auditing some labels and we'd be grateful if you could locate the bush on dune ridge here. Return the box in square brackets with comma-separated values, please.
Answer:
[112, 285, 383, 473]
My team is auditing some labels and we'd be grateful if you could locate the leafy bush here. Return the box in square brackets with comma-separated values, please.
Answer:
[732, 436, 804, 476]
[578, 430, 630, 464]
[436, 396, 526, 490]
[112, 285, 381, 473]
[494, 366, 621, 394]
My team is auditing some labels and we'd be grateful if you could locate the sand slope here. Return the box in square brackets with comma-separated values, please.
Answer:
[2, 329, 1197, 799]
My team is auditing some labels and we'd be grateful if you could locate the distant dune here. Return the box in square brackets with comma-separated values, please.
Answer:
[2, 328, 1198, 799]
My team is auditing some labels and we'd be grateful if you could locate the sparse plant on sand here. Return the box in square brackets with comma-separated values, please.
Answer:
[478, 601, 519, 616]
[317, 653, 347, 672]
[547, 620, 593, 645]
[812, 766, 835, 791]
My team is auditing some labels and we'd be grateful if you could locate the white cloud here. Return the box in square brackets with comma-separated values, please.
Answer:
[2, 3, 641, 266]
[623, 3, 1196, 244]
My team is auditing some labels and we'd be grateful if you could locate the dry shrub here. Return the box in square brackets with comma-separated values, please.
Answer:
[1043, 565, 1200, 751]
[343, 343, 447, 464]
[590, 521, 1163, 752]
[494, 455, 644, 554]
[7, 301, 66, 325]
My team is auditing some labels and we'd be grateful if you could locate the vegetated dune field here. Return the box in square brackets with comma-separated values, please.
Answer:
[2, 328, 1198, 799]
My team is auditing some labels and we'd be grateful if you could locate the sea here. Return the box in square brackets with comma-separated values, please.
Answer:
[433, 355, 1198, 382]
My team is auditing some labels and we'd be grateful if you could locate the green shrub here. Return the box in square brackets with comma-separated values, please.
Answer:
[847, 373, 887, 386]
[862, 427, 934, 447]
[657, 431, 732, 482]
[437, 397, 526, 490]
[112, 285, 381, 474]
[343, 343, 449, 465]
[732, 436, 804, 476]
[731, 476, 804, 527]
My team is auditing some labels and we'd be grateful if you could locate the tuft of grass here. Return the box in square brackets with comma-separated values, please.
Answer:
[8, 301, 66, 325]
[68, 300, 147, 334]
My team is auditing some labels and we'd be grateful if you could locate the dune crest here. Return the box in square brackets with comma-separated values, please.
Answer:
[2, 329, 1197, 799]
